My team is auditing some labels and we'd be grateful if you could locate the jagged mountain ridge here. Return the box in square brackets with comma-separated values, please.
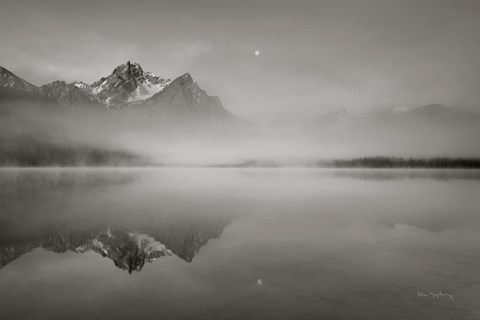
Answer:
[39, 80, 98, 108]
[0, 62, 237, 122]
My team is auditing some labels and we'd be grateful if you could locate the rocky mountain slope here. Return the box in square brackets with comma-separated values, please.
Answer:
[0, 66, 38, 93]
[135, 72, 234, 121]
[39, 80, 98, 108]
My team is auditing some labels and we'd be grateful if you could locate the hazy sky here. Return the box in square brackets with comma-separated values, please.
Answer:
[1, 0, 479, 118]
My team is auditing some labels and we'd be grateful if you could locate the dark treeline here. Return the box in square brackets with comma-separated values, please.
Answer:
[323, 156, 480, 169]
[210, 157, 480, 169]
[0, 135, 142, 166]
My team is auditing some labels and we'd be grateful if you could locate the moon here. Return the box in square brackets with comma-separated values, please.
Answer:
[254, 50, 260, 56]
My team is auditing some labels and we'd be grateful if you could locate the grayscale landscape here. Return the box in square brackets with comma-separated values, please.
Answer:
[1, 1, 480, 319]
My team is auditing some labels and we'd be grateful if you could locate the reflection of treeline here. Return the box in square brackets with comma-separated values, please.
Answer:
[0, 135, 142, 166]
[323, 156, 480, 168]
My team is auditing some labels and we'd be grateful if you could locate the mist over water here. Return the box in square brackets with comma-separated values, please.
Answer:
[0, 168, 479, 319]
[2, 98, 480, 167]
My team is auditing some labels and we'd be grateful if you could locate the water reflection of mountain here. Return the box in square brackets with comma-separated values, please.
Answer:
[0, 218, 231, 273]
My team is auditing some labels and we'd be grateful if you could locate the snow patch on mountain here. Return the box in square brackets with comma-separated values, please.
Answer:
[127, 74, 171, 102]
[128, 232, 173, 258]
[72, 81, 89, 90]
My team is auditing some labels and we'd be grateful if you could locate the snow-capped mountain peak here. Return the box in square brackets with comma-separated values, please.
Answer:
[86, 61, 171, 106]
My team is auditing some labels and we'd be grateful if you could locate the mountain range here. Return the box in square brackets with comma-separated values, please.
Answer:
[313, 104, 472, 127]
[0, 61, 236, 122]
[2, 61, 478, 128]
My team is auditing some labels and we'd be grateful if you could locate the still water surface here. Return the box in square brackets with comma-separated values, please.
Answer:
[0, 168, 479, 320]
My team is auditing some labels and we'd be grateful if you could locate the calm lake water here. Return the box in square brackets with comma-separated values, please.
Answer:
[1, 168, 480, 320]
